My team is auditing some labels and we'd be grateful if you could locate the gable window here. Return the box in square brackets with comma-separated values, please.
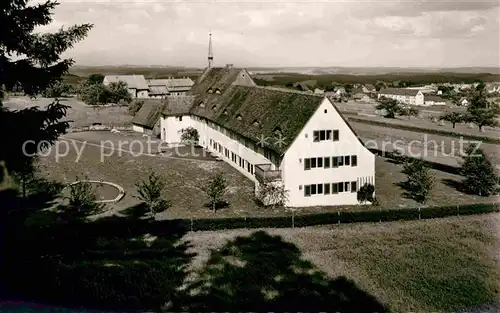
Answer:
[304, 158, 311, 170]
[344, 155, 350, 166]
[305, 185, 311, 197]
[324, 157, 330, 168]
[333, 130, 339, 141]
[351, 155, 358, 166]
[313, 131, 320, 142]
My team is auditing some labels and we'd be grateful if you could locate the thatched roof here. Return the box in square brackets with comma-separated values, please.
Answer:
[191, 66, 242, 95]
[190, 85, 324, 154]
[162, 96, 195, 116]
[132, 101, 163, 129]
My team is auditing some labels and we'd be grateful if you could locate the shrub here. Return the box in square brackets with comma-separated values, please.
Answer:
[134, 172, 171, 217]
[401, 159, 435, 203]
[459, 145, 499, 196]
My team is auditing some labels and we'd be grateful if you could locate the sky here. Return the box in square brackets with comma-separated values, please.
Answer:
[35, 0, 500, 68]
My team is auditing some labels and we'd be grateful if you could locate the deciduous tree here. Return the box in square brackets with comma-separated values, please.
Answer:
[439, 112, 464, 128]
[376, 97, 401, 118]
[465, 89, 500, 131]
[257, 177, 289, 209]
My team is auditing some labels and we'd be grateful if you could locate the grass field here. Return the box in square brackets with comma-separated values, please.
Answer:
[185, 213, 500, 312]
[3, 96, 132, 128]
[34, 131, 498, 220]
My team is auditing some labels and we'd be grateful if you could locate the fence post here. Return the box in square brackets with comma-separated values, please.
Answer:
[418, 207, 421, 220]
[457, 205, 459, 216]
[338, 211, 340, 225]
[244, 216, 247, 229]
[190, 217, 193, 232]
[292, 211, 295, 228]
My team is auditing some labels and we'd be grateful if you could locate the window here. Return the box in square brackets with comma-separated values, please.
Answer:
[344, 182, 350, 192]
[326, 130, 332, 140]
[319, 130, 326, 141]
[333, 157, 338, 168]
[317, 157, 323, 168]
[351, 155, 358, 166]
[311, 184, 317, 195]
[311, 158, 317, 168]
[338, 182, 344, 193]
[332, 183, 338, 194]
[338, 156, 344, 166]
[324, 183, 331, 194]
[313, 131, 320, 142]
[305, 185, 311, 196]
[247, 162, 250, 172]
[317, 183, 323, 194]
[333, 130, 339, 141]
[351, 181, 357, 193]
[344, 155, 350, 166]
[305, 158, 311, 170]
[251, 165, 254, 174]
[324, 157, 330, 168]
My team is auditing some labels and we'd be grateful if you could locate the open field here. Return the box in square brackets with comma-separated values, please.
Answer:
[34, 131, 498, 220]
[185, 213, 500, 312]
[3, 96, 132, 128]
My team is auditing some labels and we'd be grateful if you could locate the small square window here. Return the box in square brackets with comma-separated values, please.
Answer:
[299, 185, 302, 190]
[324, 157, 330, 168]
[324, 109, 328, 113]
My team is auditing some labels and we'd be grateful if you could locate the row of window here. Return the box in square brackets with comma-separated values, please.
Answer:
[313, 129, 339, 142]
[304, 155, 357, 170]
[303, 181, 357, 197]
[210, 139, 255, 175]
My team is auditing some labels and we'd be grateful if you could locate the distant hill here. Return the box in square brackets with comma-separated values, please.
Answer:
[247, 67, 500, 75]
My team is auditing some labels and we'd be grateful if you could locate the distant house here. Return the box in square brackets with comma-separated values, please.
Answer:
[314, 88, 325, 95]
[103, 75, 149, 98]
[378, 88, 424, 106]
[486, 83, 500, 94]
[147, 77, 194, 98]
[353, 93, 371, 102]
[424, 95, 447, 106]
[334, 87, 346, 96]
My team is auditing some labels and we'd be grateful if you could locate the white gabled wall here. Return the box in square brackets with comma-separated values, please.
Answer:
[160, 115, 193, 143]
[281, 98, 375, 207]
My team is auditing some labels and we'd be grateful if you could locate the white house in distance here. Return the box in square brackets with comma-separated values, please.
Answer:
[147, 77, 194, 98]
[378, 88, 424, 106]
[152, 63, 375, 207]
[424, 95, 447, 106]
[103, 74, 150, 98]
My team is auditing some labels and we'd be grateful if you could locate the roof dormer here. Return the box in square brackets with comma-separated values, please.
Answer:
[215, 89, 221, 94]
[223, 109, 228, 115]
[273, 126, 282, 136]
[236, 114, 243, 121]
[211, 104, 217, 111]
[252, 119, 260, 127]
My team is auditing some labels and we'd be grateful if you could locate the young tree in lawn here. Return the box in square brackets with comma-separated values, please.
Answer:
[135, 172, 171, 217]
[399, 105, 420, 120]
[357, 183, 375, 204]
[202, 171, 228, 213]
[87, 73, 105, 85]
[459, 144, 499, 196]
[257, 177, 289, 209]
[439, 112, 465, 128]
[41, 80, 70, 98]
[107, 81, 132, 104]
[0, 0, 92, 189]
[179, 126, 200, 145]
[65, 176, 102, 219]
[401, 159, 435, 204]
[375, 97, 401, 118]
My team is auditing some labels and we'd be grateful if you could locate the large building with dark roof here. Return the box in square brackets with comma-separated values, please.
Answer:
[136, 34, 375, 207]
[378, 87, 424, 106]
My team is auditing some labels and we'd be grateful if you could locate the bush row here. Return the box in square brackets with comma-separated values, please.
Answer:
[347, 116, 500, 144]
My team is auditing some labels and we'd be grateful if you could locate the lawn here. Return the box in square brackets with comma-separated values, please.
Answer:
[3, 96, 132, 128]
[184, 213, 500, 312]
[34, 131, 498, 220]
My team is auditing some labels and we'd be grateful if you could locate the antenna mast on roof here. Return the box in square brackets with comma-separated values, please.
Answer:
[208, 31, 213, 69]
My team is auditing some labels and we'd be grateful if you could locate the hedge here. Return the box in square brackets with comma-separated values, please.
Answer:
[347, 116, 500, 145]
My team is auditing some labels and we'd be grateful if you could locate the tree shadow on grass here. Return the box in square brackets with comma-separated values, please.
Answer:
[2, 181, 388, 313]
[442, 178, 470, 194]
[202, 200, 230, 211]
[184, 230, 389, 312]
[394, 180, 416, 201]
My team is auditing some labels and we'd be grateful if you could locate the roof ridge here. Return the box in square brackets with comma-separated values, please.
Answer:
[252, 85, 323, 97]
